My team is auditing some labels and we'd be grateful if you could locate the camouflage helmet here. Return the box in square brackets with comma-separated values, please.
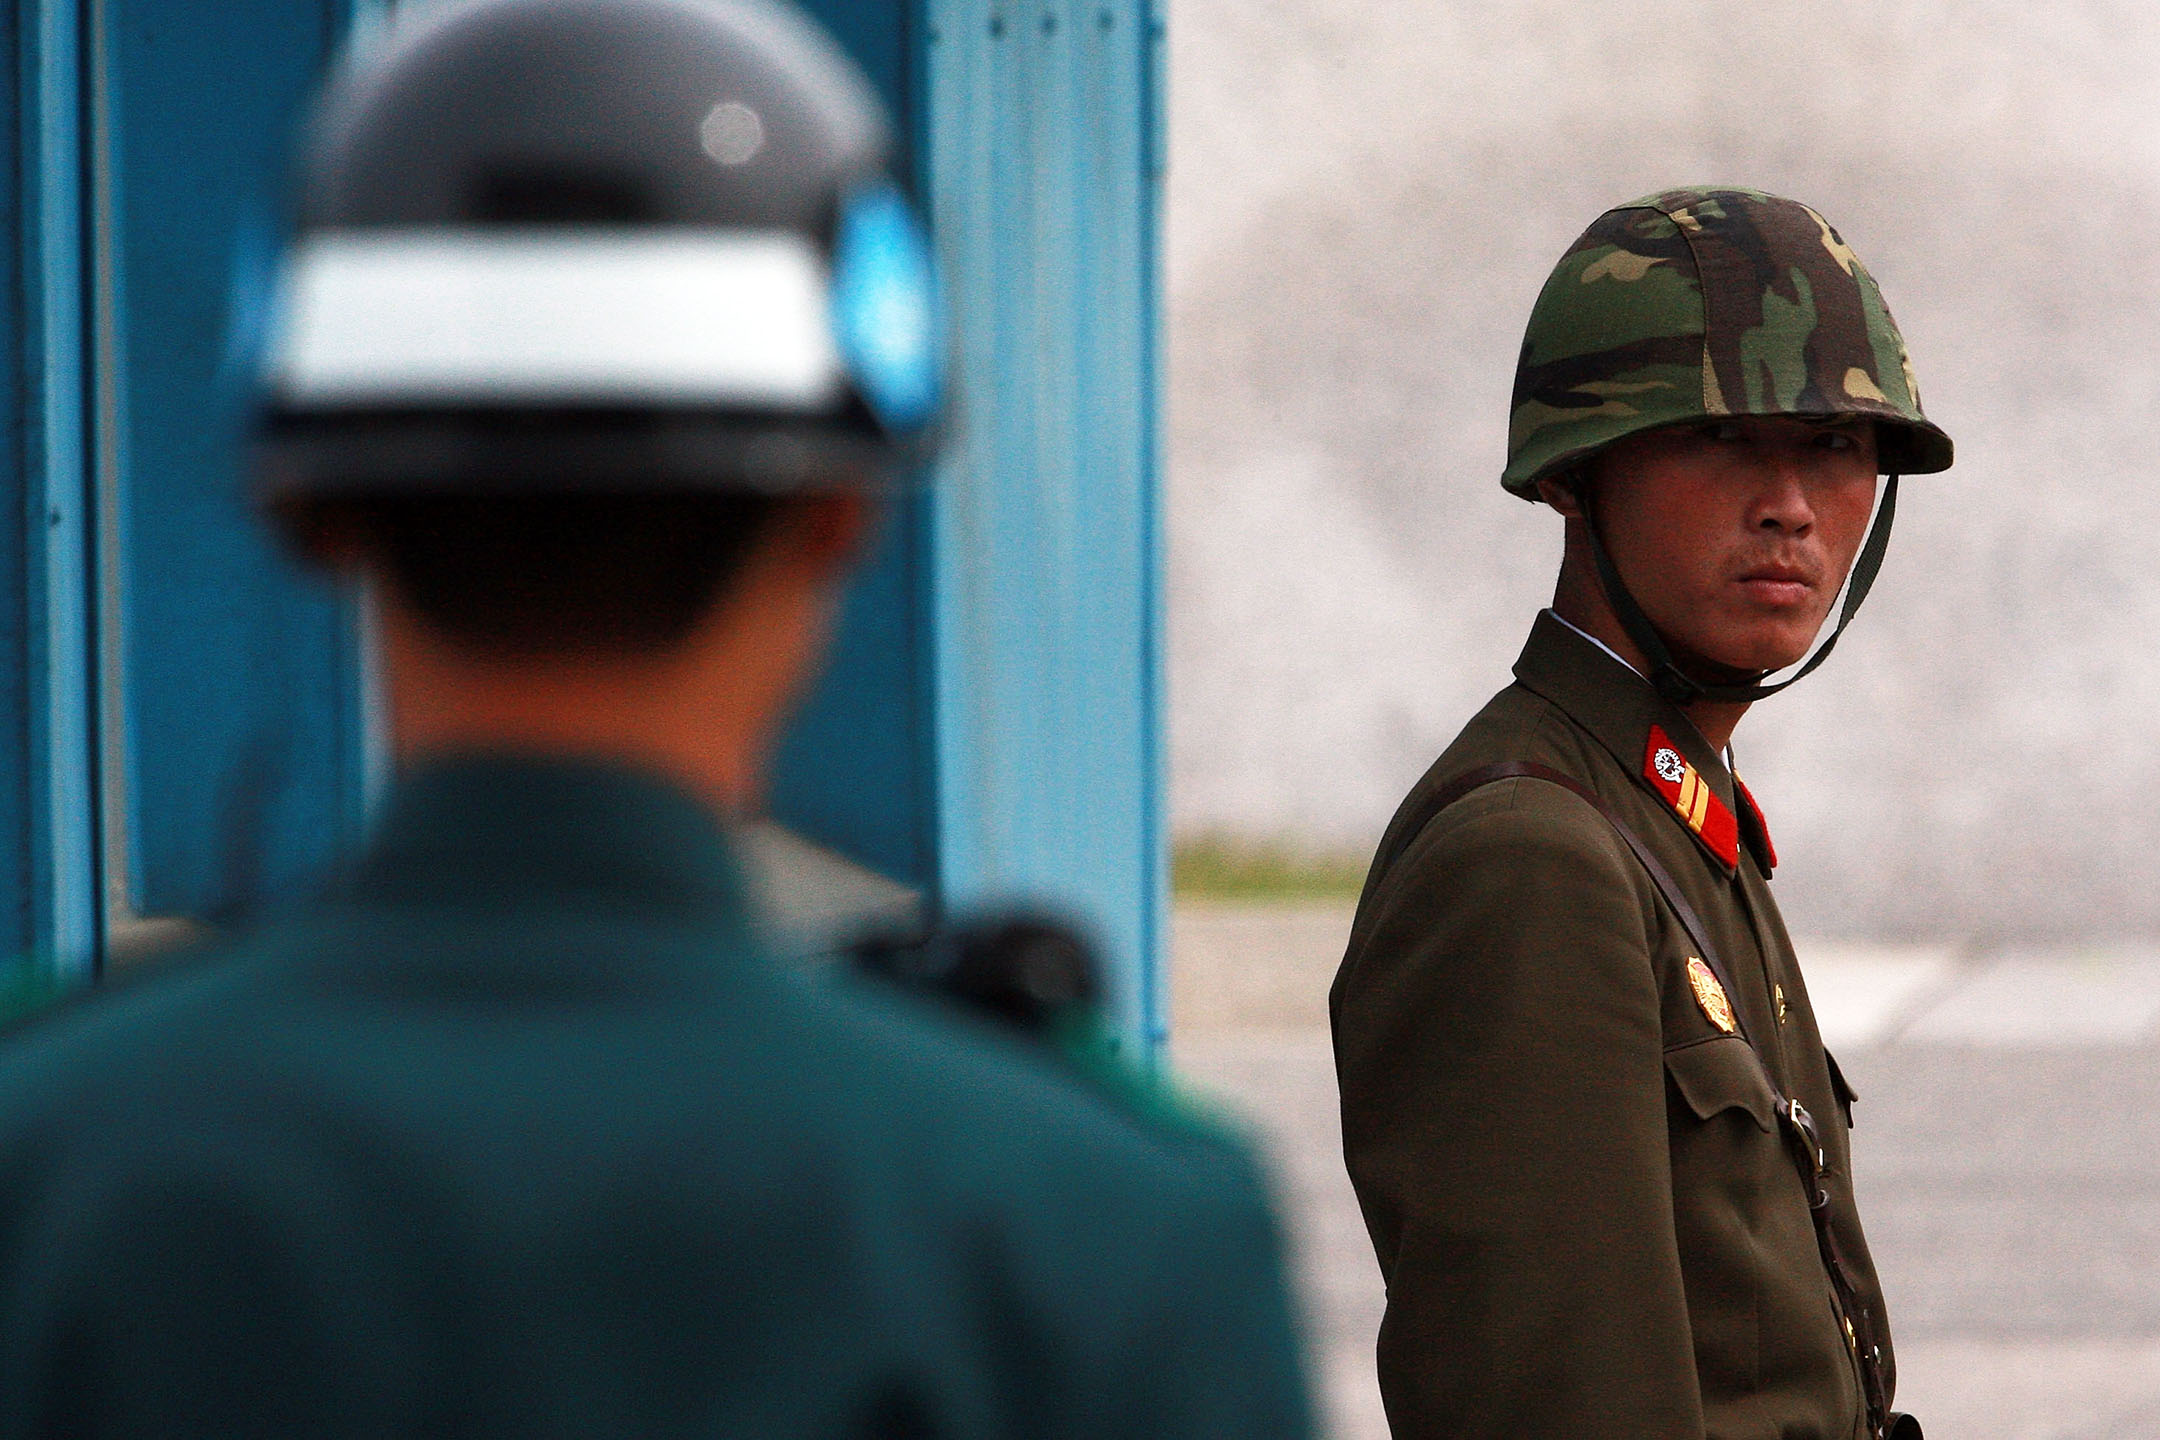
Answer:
[1503, 186, 1953, 499]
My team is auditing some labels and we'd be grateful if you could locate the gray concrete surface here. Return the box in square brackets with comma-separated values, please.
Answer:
[1173, 902, 2160, 1438]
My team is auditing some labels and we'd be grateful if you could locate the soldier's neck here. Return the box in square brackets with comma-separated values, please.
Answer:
[1549, 579, 1749, 756]
[374, 558, 835, 820]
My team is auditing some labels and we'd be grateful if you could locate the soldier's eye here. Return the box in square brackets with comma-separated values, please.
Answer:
[1698, 422, 1744, 442]
[1817, 431, 1858, 451]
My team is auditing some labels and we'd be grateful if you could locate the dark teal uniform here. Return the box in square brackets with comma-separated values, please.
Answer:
[0, 758, 1313, 1438]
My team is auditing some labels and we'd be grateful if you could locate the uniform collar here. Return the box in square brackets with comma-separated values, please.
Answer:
[342, 752, 753, 922]
[1547, 607, 1645, 680]
[1513, 610, 1751, 875]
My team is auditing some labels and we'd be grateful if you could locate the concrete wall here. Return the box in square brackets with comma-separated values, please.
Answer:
[1166, 0, 2160, 945]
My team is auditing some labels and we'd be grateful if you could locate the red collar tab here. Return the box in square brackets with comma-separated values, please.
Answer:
[1735, 776, 1778, 874]
[1642, 726, 1739, 870]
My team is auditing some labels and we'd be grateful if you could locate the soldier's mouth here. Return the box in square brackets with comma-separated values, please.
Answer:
[1735, 565, 1816, 606]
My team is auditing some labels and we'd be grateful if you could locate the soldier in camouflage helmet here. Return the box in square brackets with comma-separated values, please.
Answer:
[1332, 188, 1944, 1439]
[1505, 187, 1950, 495]
[1506, 185, 1952, 709]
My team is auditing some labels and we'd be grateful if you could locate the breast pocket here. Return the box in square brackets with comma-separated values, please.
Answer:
[1663, 1035, 1778, 1134]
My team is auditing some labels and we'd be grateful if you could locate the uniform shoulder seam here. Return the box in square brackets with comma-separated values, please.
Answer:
[1378, 771, 1639, 915]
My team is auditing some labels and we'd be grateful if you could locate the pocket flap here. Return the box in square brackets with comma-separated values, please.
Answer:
[1664, 1037, 1778, 1133]
[1825, 1047, 1859, 1129]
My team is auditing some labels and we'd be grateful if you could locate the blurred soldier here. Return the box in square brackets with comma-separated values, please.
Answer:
[0, 1, 1313, 1434]
[1331, 188, 1951, 1440]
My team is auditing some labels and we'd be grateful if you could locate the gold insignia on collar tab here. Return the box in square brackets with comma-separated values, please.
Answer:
[1642, 725, 1741, 869]
[1686, 957, 1737, 1034]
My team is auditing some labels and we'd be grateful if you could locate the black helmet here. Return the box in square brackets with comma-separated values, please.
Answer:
[255, 0, 942, 500]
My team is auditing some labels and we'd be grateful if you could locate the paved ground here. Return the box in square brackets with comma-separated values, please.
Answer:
[1170, 901, 2160, 1439]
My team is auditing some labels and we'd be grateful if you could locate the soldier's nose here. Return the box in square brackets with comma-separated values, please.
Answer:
[1753, 470, 1816, 534]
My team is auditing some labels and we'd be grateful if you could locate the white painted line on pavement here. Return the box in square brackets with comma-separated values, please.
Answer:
[1899, 949, 2160, 1046]
[1790, 942, 1960, 1050]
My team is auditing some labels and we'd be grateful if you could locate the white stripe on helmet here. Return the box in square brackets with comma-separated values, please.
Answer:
[268, 229, 845, 409]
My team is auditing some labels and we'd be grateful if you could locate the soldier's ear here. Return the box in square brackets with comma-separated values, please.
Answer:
[263, 497, 372, 575]
[1536, 470, 1588, 519]
[759, 492, 874, 582]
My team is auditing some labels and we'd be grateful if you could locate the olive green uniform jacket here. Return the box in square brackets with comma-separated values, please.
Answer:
[0, 757, 1314, 1439]
[1331, 613, 1890, 1439]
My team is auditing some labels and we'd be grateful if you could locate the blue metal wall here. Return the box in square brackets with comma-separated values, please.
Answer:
[3, 0, 113, 980]
[767, 0, 938, 893]
[920, 0, 1167, 1047]
[106, 0, 372, 927]
[774, 0, 1169, 1047]
[0, 0, 1166, 1048]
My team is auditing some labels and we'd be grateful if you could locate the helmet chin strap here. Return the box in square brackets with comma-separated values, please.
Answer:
[1573, 474, 1901, 708]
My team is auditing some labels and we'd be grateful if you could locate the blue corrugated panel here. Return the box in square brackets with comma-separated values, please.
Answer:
[0, 0, 104, 986]
[0, 13, 35, 972]
[107, 0, 370, 926]
[923, 0, 1165, 1048]
[769, 510, 939, 892]
[767, 0, 939, 894]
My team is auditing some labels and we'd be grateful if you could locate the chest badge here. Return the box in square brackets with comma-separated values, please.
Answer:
[1686, 957, 1738, 1034]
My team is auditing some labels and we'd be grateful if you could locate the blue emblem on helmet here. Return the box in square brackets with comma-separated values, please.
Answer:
[830, 182, 943, 433]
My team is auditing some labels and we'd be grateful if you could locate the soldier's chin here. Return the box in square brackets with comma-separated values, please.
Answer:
[1694, 627, 1820, 681]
